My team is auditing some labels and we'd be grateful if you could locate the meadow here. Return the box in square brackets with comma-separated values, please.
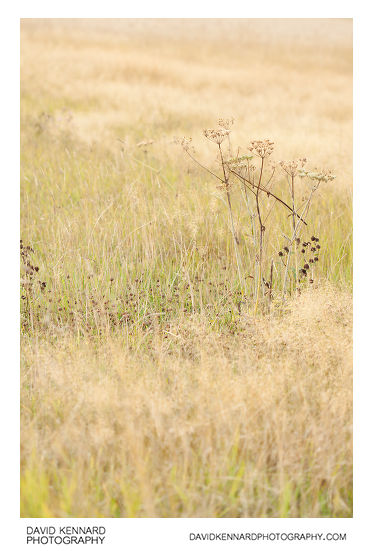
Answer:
[20, 19, 352, 517]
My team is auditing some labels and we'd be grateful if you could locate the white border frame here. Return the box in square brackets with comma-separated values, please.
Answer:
[2, 4, 371, 549]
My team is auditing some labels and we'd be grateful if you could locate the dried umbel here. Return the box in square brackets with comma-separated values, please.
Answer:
[216, 181, 234, 192]
[248, 139, 274, 158]
[174, 136, 193, 152]
[279, 158, 307, 177]
[217, 117, 235, 130]
[203, 128, 230, 145]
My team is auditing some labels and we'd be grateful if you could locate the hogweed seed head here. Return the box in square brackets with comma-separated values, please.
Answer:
[174, 136, 193, 152]
[217, 182, 233, 192]
[203, 128, 231, 144]
[279, 158, 307, 177]
[248, 139, 274, 158]
[217, 117, 235, 130]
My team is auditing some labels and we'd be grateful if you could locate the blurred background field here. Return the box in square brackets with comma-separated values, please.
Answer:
[20, 19, 352, 518]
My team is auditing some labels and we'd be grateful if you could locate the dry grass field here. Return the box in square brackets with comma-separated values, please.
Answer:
[20, 18, 352, 518]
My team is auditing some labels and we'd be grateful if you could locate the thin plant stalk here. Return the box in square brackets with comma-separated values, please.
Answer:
[253, 157, 265, 316]
[218, 143, 245, 294]
[282, 183, 320, 299]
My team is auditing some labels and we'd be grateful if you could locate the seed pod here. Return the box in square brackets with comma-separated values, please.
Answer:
[316, 244, 321, 249]
[301, 248, 305, 254]
[278, 251, 284, 257]
[304, 263, 310, 270]
[284, 246, 289, 253]
[311, 236, 316, 241]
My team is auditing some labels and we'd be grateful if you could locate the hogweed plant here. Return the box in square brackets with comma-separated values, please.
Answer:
[177, 119, 335, 315]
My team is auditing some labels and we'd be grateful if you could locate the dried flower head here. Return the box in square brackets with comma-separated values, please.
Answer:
[279, 158, 307, 177]
[174, 136, 193, 151]
[217, 117, 235, 130]
[217, 182, 233, 192]
[203, 128, 230, 145]
[248, 140, 274, 158]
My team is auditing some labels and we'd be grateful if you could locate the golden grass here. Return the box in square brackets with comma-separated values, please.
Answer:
[20, 18, 352, 517]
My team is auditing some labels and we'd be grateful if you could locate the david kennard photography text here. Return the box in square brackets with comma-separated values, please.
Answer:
[26, 526, 106, 545]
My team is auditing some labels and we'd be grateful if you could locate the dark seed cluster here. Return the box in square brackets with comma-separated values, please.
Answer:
[20, 241, 48, 330]
[20, 240, 46, 291]
[298, 235, 321, 283]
